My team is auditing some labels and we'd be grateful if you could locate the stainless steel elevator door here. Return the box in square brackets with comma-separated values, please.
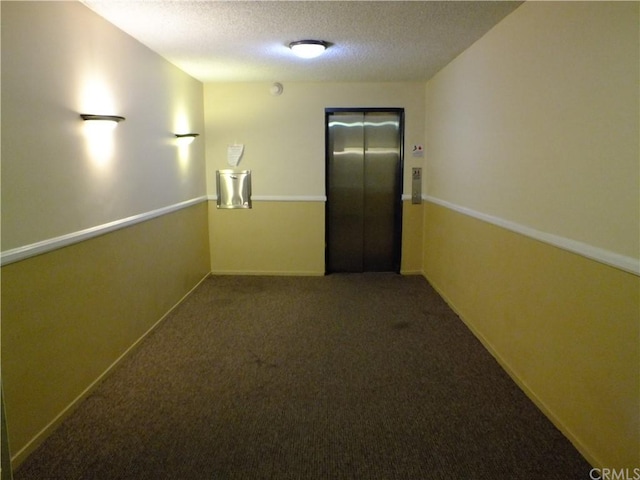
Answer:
[326, 110, 403, 273]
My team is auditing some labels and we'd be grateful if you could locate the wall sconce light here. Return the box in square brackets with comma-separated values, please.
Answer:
[289, 40, 329, 59]
[175, 133, 199, 146]
[81, 114, 124, 165]
[80, 114, 125, 130]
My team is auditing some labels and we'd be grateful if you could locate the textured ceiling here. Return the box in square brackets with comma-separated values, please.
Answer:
[81, 1, 523, 83]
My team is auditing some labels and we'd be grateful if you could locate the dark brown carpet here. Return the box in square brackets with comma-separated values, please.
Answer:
[15, 274, 591, 479]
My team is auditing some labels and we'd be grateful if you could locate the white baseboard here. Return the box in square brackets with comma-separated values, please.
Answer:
[210, 270, 325, 276]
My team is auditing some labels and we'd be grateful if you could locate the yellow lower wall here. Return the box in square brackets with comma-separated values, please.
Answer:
[401, 200, 424, 274]
[1, 202, 211, 466]
[422, 201, 640, 468]
[209, 201, 326, 275]
[9, 196, 632, 469]
[209, 200, 424, 275]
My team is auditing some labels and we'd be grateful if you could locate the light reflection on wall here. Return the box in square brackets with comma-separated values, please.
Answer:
[177, 142, 191, 172]
[79, 74, 119, 167]
[174, 110, 192, 173]
[82, 119, 117, 167]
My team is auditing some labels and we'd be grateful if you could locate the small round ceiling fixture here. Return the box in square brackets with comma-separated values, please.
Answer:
[270, 82, 284, 96]
[288, 40, 328, 59]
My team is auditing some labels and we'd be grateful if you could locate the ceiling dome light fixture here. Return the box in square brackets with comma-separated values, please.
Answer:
[289, 40, 328, 59]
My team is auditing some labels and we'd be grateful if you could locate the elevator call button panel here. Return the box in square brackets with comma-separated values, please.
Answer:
[411, 168, 422, 204]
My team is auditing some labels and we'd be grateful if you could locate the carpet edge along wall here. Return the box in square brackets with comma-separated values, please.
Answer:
[422, 200, 640, 469]
[1, 203, 211, 467]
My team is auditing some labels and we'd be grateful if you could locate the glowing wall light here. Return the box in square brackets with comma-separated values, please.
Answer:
[80, 114, 125, 167]
[80, 114, 125, 129]
[174, 133, 199, 146]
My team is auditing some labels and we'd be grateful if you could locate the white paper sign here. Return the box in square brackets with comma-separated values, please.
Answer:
[227, 144, 244, 166]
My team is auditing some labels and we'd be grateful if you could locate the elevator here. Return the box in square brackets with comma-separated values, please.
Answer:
[325, 109, 404, 273]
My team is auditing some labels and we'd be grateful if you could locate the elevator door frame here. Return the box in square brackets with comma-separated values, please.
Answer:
[325, 107, 404, 274]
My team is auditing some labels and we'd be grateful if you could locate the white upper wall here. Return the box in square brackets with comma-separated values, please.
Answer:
[204, 82, 425, 198]
[1, 1, 206, 251]
[425, 1, 639, 260]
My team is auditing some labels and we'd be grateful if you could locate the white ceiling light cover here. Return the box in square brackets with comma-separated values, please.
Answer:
[289, 40, 327, 59]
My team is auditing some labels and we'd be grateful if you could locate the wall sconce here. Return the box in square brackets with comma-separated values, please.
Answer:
[80, 114, 125, 130]
[175, 133, 199, 146]
[81, 114, 124, 165]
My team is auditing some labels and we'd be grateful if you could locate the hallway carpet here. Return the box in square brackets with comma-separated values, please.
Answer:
[15, 274, 591, 479]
